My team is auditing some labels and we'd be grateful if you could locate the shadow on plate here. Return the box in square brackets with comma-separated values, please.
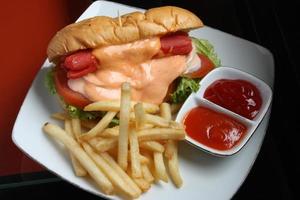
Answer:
[179, 141, 233, 169]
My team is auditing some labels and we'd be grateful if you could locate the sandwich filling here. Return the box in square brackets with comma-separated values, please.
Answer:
[68, 37, 192, 104]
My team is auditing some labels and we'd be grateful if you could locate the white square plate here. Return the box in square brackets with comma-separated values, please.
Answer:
[12, 1, 274, 199]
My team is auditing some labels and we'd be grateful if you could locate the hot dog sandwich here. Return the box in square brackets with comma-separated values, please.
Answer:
[45, 6, 220, 119]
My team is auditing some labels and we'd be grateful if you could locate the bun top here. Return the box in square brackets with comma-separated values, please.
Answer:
[47, 6, 203, 62]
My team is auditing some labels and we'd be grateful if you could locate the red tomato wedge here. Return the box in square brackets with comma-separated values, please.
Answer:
[54, 67, 92, 108]
[160, 32, 192, 55]
[188, 54, 215, 78]
[63, 50, 98, 79]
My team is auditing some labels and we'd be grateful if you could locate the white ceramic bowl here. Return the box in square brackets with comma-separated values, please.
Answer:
[176, 66, 273, 156]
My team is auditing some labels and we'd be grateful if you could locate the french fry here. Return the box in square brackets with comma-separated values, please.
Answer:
[167, 142, 183, 188]
[169, 121, 185, 129]
[132, 178, 151, 192]
[87, 137, 101, 147]
[101, 125, 156, 138]
[51, 113, 98, 129]
[164, 140, 177, 159]
[101, 152, 142, 196]
[139, 154, 150, 165]
[140, 150, 153, 165]
[160, 103, 183, 186]
[153, 152, 168, 182]
[128, 152, 150, 165]
[51, 113, 98, 130]
[51, 112, 68, 121]
[117, 111, 155, 129]
[64, 120, 87, 177]
[160, 103, 172, 120]
[84, 101, 159, 114]
[82, 143, 139, 198]
[64, 119, 72, 134]
[133, 101, 160, 114]
[134, 103, 146, 130]
[71, 118, 82, 140]
[79, 111, 117, 141]
[160, 103, 176, 159]
[118, 83, 131, 171]
[145, 114, 170, 127]
[140, 141, 165, 153]
[127, 167, 151, 192]
[43, 123, 113, 194]
[141, 151, 159, 182]
[84, 101, 123, 112]
[122, 106, 171, 129]
[143, 124, 155, 129]
[138, 128, 185, 141]
[141, 164, 154, 183]
[88, 137, 118, 152]
[129, 128, 142, 178]
[118, 112, 133, 121]
[100, 126, 119, 137]
[46, 94, 186, 198]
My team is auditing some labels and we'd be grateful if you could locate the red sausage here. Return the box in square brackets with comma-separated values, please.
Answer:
[63, 50, 98, 79]
[160, 32, 192, 55]
[64, 50, 97, 71]
[67, 64, 97, 79]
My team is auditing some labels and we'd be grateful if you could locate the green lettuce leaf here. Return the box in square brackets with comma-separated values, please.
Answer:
[44, 68, 56, 95]
[65, 105, 119, 126]
[170, 77, 200, 103]
[108, 118, 120, 128]
[192, 37, 221, 67]
[65, 105, 101, 120]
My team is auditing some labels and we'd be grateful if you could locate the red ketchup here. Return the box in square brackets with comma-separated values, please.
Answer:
[183, 106, 247, 150]
[204, 79, 262, 120]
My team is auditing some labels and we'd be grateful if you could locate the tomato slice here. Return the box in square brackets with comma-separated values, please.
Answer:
[160, 32, 192, 55]
[54, 67, 92, 108]
[188, 54, 215, 78]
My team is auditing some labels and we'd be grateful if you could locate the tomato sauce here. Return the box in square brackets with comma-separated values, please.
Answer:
[183, 106, 247, 150]
[204, 79, 262, 120]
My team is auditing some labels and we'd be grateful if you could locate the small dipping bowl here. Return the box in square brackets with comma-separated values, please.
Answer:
[176, 66, 273, 156]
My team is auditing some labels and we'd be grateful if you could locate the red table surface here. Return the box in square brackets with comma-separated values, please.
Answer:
[0, 0, 92, 177]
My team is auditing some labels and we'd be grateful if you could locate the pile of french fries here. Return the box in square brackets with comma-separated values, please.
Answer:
[43, 82, 185, 199]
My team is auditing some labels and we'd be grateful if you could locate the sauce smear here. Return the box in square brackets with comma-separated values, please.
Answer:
[68, 37, 187, 104]
[183, 106, 247, 150]
[204, 79, 262, 120]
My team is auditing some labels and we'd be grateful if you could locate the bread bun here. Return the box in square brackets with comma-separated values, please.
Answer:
[47, 6, 203, 62]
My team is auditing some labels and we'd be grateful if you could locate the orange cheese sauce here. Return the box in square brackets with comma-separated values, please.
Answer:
[68, 37, 187, 104]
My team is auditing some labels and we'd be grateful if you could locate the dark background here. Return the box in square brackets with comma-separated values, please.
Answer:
[1, 0, 299, 199]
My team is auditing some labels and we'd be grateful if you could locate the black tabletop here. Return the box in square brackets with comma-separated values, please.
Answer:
[1, 0, 298, 199]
